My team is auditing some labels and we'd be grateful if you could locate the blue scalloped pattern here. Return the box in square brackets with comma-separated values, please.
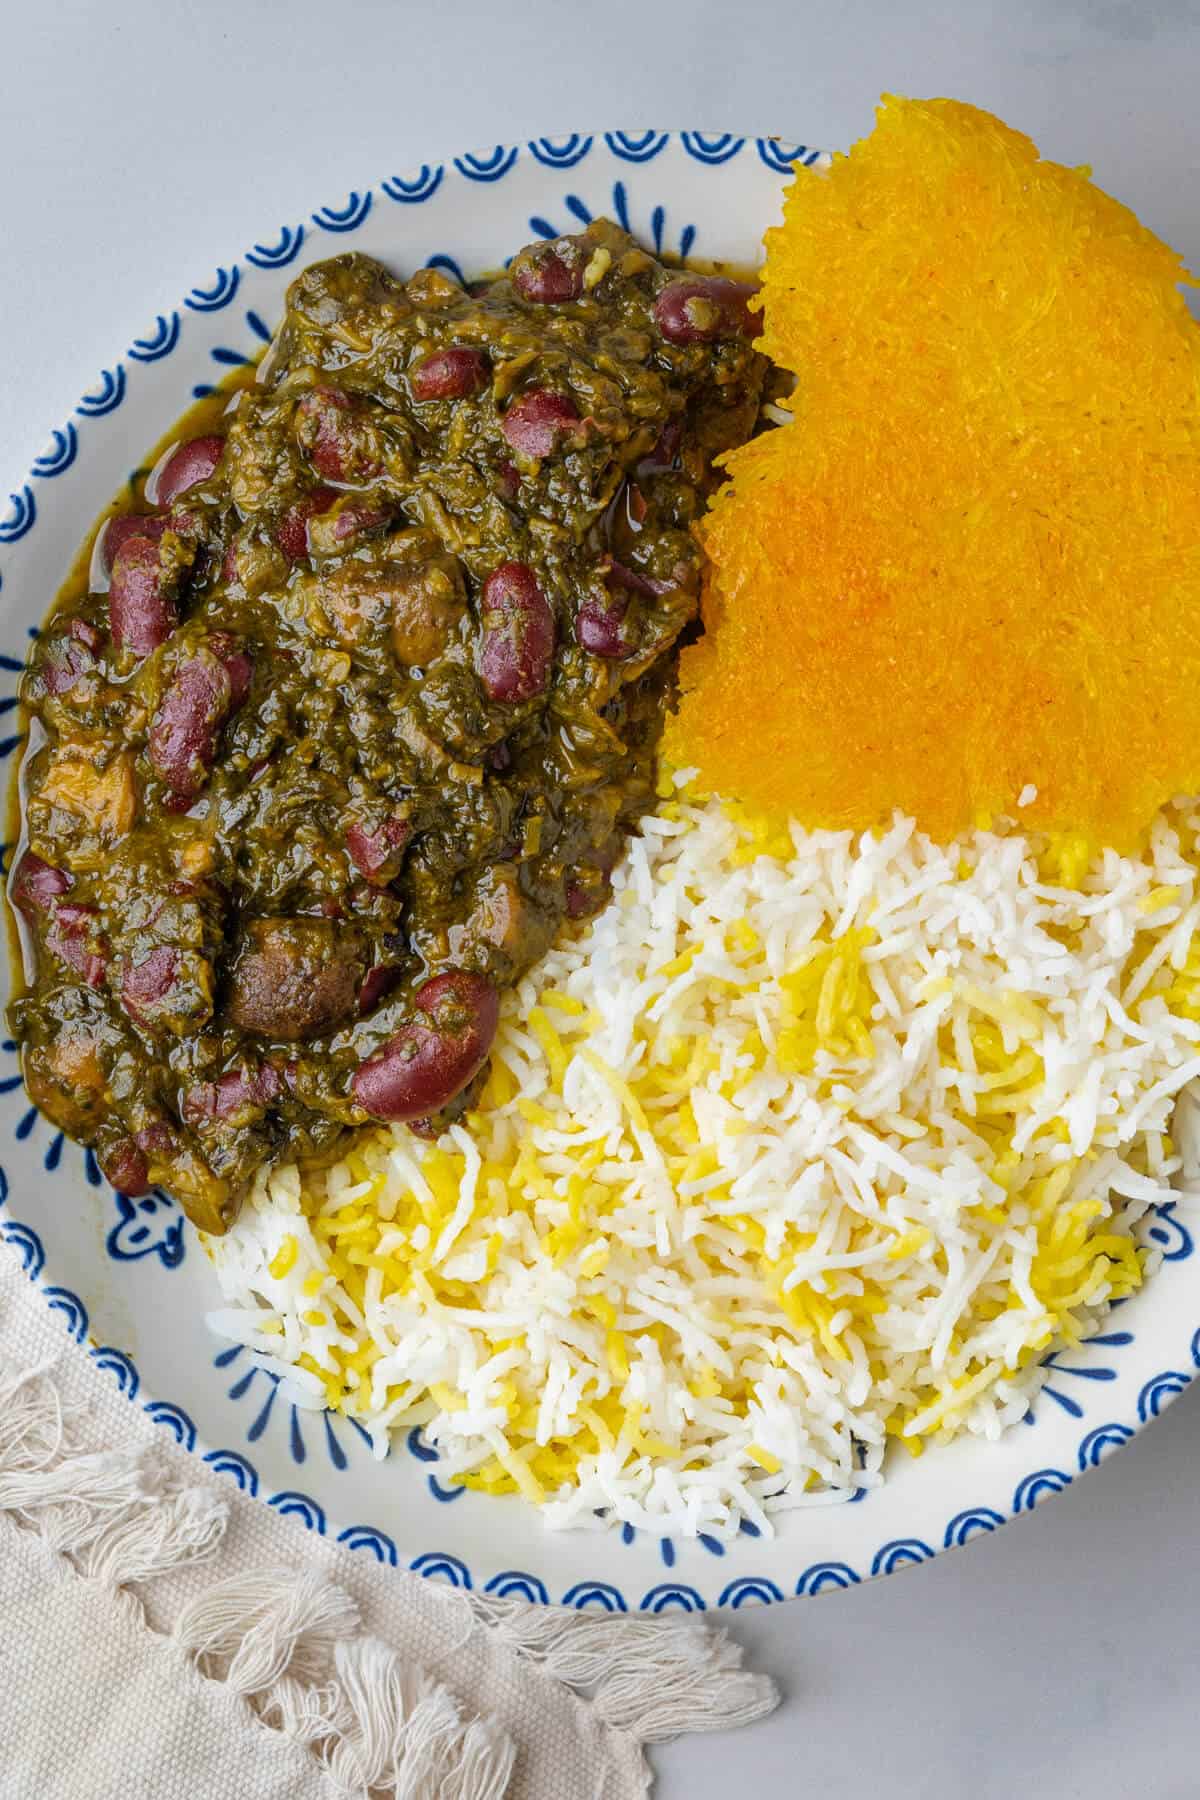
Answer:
[128, 314, 181, 362]
[3, 130, 1200, 1610]
[454, 146, 519, 183]
[32, 426, 78, 477]
[381, 166, 444, 204]
[529, 135, 594, 169]
[312, 192, 373, 233]
[0, 488, 36, 543]
[604, 130, 670, 163]
[247, 225, 306, 269]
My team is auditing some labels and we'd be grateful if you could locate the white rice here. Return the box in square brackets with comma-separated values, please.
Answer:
[206, 788, 1200, 1540]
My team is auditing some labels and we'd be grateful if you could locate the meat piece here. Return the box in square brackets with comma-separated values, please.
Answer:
[314, 555, 467, 667]
[227, 917, 366, 1041]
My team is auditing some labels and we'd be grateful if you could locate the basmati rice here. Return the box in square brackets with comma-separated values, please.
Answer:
[206, 787, 1200, 1540]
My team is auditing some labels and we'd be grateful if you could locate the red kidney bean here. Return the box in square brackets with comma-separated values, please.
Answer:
[357, 962, 402, 1013]
[41, 627, 97, 697]
[100, 1137, 151, 1197]
[149, 654, 237, 800]
[566, 876, 610, 919]
[352, 968, 499, 1122]
[410, 347, 490, 402]
[486, 738, 512, 773]
[511, 244, 584, 304]
[478, 561, 555, 703]
[653, 277, 758, 345]
[136, 1121, 177, 1158]
[101, 512, 167, 575]
[639, 417, 683, 475]
[182, 1062, 281, 1126]
[501, 389, 581, 459]
[120, 945, 180, 1024]
[275, 486, 338, 560]
[11, 852, 71, 914]
[577, 587, 635, 658]
[295, 387, 381, 485]
[70, 617, 104, 653]
[45, 903, 108, 987]
[208, 634, 253, 708]
[346, 815, 411, 885]
[109, 536, 178, 658]
[495, 458, 521, 504]
[150, 434, 225, 506]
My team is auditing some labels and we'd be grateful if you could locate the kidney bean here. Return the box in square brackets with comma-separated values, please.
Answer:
[41, 629, 97, 697]
[501, 389, 581, 459]
[71, 618, 104, 653]
[101, 511, 167, 575]
[109, 535, 178, 658]
[639, 417, 684, 475]
[357, 962, 402, 1013]
[410, 347, 490, 402]
[653, 277, 758, 345]
[346, 814, 411, 885]
[275, 485, 338, 560]
[45, 903, 108, 987]
[228, 918, 366, 1041]
[511, 243, 583, 304]
[495, 458, 521, 504]
[120, 945, 180, 1025]
[100, 1137, 151, 1197]
[150, 434, 225, 506]
[486, 739, 512, 773]
[566, 877, 607, 919]
[352, 968, 499, 1122]
[149, 653, 237, 800]
[11, 852, 71, 914]
[576, 586, 635, 658]
[295, 387, 381, 485]
[478, 561, 555, 703]
[211, 635, 254, 708]
[182, 1062, 281, 1126]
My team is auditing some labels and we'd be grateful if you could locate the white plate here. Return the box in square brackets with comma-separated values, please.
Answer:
[3, 130, 1198, 1613]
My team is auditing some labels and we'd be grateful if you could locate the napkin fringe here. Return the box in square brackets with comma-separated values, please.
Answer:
[1, 1363, 514, 1799]
[0, 1360, 227, 1578]
[175, 1568, 516, 1797]
[468, 1593, 780, 1743]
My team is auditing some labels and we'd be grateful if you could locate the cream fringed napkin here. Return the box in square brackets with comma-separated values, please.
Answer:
[0, 1247, 777, 1799]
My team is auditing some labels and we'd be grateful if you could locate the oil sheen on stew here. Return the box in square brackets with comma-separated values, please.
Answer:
[7, 220, 764, 1234]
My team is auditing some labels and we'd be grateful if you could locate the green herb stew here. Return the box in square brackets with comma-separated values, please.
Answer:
[7, 220, 765, 1233]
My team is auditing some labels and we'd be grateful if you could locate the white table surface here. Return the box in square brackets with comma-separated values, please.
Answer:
[4, 3, 1200, 1793]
